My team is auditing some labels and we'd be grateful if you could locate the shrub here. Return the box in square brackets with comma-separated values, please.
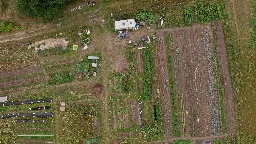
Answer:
[0, 22, 15, 32]
[183, 2, 224, 25]
[15, 0, 68, 22]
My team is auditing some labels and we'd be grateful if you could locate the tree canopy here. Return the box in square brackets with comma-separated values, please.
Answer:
[15, 0, 69, 21]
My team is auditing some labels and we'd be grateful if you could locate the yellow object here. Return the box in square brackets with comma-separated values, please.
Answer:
[72, 45, 78, 50]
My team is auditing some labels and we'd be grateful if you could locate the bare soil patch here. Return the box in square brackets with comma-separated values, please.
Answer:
[169, 25, 216, 137]
[157, 23, 232, 138]
[156, 31, 173, 139]
[33, 38, 69, 51]
[114, 55, 129, 73]
[0, 76, 43, 89]
[92, 83, 103, 97]
[216, 21, 236, 135]
[136, 51, 144, 74]
[18, 140, 54, 144]
[0, 66, 42, 79]
[126, 100, 140, 126]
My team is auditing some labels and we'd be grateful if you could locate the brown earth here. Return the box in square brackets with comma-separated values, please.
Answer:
[169, 25, 216, 137]
[92, 83, 103, 96]
[126, 100, 140, 126]
[18, 140, 54, 144]
[155, 31, 173, 139]
[0, 66, 42, 79]
[114, 55, 129, 73]
[156, 23, 230, 139]
[0, 76, 43, 89]
[136, 51, 144, 74]
[216, 21, 236, 135]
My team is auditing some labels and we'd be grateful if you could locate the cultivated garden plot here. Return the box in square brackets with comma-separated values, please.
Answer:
[0, 94, 55, 143]
[0, 44, 44, 93]
[58, 101, 100, 144]
[107, 36, 164, 143]
[155, 23, 236, 141]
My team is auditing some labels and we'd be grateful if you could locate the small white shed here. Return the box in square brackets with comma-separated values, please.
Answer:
[114, 19, 136, 31]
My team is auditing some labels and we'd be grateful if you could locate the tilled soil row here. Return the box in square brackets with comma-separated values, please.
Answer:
[156, 31, 173, 139]
[216, 21, 236, 135]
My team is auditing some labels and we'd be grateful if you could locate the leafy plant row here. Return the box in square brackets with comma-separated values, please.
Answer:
[165, 32, 180, 137]
[142, 47, 153, 100]
[250, 0, 256, 48]
[152, 100, 162, 123]
[0, 22, 20, 32]
[183, 2, 224, 25]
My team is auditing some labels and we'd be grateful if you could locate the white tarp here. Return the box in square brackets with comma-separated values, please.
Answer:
[0, 96, 7, 102]
[88, 56, 99, 60]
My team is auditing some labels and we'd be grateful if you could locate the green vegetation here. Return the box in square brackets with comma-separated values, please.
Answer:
[75, 56, 98, 78]
[152, 101, 161, 122]
[212, 22, 227, 133]
[59, 103, 99, 144]
[15, 0, 69, 21]
[142, 46, 153, 101]
[250, 0, 256, 48]
[165, 32, 180, 137]
[76, 62, 90, 76]
[172, 140, 192, 144]
[183, 2, 224, 25]
[48, 71, 74, 85]
[0, 120, 16, 144]
[0, 22, 20, 32]
[17, 136, 54, 140]
[37, 46, 73, 56]
[183, 7, 193, 25]
[136, 11, 156, 24]
[114, 72, 132, 93]
[143, 122, 163, 141]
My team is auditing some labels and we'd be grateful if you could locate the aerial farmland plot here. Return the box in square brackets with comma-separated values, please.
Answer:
[156, 22, 236, 142]
[0, 0, 255, 143]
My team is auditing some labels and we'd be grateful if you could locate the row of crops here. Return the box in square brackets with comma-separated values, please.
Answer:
[108, 38, 164, 142]
[212, 23, 227, 134]
[142, 47, 153, 101]
[250, 0, 256, 48]
[183, 2, 224, 25]
[163, 2, 225, 29]
[164, 32, 180, 137]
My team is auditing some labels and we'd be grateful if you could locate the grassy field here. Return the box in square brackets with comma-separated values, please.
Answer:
[225, 0, 256, 143]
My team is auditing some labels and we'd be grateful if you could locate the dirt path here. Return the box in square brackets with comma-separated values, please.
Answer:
[0, 66, 42, 79]
[230, 0, 240, 35]
[117, 134, 232, 143]
[156, 31, 173, 139]
[150, 134, 231, 143]
[136, 51, 144, 74]
[100, 28, 113, 144]
[18, 140, 54, 144]
[216, 21, 236, 135]
[0, 76, 43, 89]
